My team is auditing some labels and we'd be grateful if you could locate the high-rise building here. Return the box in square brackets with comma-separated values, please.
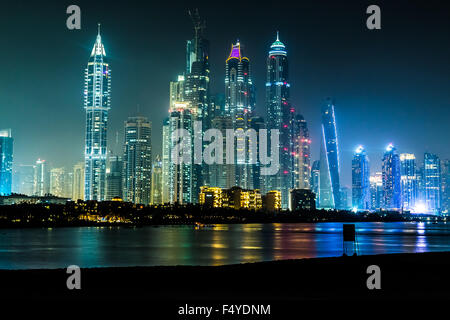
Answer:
[442, 160, 449, 214]
[310, 160, 320, 207]
[84, 25, 111, 201]
[106, 155, 123, 200]
[209, 116, 234, 189]
[151, 155, 163, 205]
[168, 103, 195, 204]
[161, 117, 170, 204]
[225, 41, 255, 190]
[400, 153, 417, 211]
[265, 33, 292, 209]
[12, 164, 35, 195]
[123, 116, 152, 205]
[370, 172, 383, 210]
[382, 144, 401, 210]
[352, 146, 371, 211]
[249, 116, 266, 193]
[0, 129, 13, 196]
[319, 98, 341, 209]
[293, 114, 311, 190]
[72, 162, 84, 201]
[50, 168, 66, 197]
[424, 152, 441, 214]
[33, 159, 49, 196]
[170, 75, 185, 109]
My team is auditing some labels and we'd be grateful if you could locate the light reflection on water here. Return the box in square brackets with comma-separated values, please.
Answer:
[0, 222, 449, 269]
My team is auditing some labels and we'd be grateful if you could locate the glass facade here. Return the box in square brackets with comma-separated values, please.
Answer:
[424, 152, 441, 214]
[382, 144, 401, 210]
[352, 146, 371, 210]
[265, 34, 292, 209]
[400, 153, 417, 211]
[84, 26, 111, 201]
[319, 98, 341, 209]
[0, 129, 13, 196]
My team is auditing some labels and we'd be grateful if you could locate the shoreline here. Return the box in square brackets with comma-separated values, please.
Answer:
[1, 251, 449, 301]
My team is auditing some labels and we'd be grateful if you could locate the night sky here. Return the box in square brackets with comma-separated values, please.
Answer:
[1, 0, 449, 187]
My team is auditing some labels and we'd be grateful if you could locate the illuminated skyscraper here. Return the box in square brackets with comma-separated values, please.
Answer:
[225, 40, 255, 189]
[151, 155, 163, 205]
[382, 144, 401, 210]
[310, 160, 320, 206]
[352, 146, 370, 211]
[400, 153, 417, 211]
[319, 98, 341, 209]
[209, 116, 235, 189]
[161, 117, 170, 204]
[72, 162, 85, 201]
[50, 168, 65, 197]
[265, 33, 292, 208]
[370, 172, 383, 210]
[168, 102, 195, 204]
[106, 155, 123, 200]
[424, 152, 441, 214]
[84, 25, 111, 201]
[293, 114, 311, 190]
[33, 159, 49, 196]
[442, 160, 450, 214]
[123, 116, 152, 205]
[0, 129, 13, 196]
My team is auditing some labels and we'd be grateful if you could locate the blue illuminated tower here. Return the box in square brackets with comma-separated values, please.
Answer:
[84, 24, 111, 201]
[424, 152, 441, 214]
[0, 129, 13, 196]
[352, 145, 370, 210]
[266, 32, 293, 208]
[319, 98, 341, 209]
[400, 153, 417, 211]
[382, 144, 401, 210]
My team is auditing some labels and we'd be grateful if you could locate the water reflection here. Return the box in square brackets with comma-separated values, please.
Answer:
[0, 222, 449, 269]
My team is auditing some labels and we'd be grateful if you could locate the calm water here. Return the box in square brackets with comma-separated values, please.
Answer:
[0, 222, 449, 269]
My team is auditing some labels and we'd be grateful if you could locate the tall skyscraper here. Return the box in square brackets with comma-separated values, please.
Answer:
[370, 172, 383, 210]
[424, 152, 441, 214]
[293, 114, 311, 190]
[352, 146, 370, 211]
[310, 160, 320, 204]
[106, 155, 123, 200]
[0, 129, 13, 196]
[151, 155, 163, 205]
[33, 159, 49, 196]
[72, 162, 85, 201]
[123, 116, 152, 205]
[209, 116, 235, 189]
[50, 168, 65, 197]
[185, 10, 211, 198]
[265, 33, 292, 208]
[84, 24, 111, 201]
[319, 98, 341, 209]
[400, 153, 417, 211]
[382, 144, 401, 210]
[249, 116, 266, 193]
[442, 160, 450, 214]
[161, 117, 170, 204]
[168, 103, 195, 204]
[225, 41, 255, 189]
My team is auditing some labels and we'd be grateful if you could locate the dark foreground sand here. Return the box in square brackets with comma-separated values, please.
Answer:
[0, 252, 449, 303]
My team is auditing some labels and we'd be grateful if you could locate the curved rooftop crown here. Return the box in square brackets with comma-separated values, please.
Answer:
[90, 23, 106, 57]
[226, 41, 249, 62]
[269, 32, 287, 56]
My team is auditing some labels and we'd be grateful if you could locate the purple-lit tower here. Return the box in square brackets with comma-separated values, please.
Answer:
[225, 41, 255, 188]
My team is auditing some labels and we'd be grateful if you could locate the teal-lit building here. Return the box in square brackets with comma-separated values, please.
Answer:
[0, 129, 13, 196]
[84, 25, 111, 201]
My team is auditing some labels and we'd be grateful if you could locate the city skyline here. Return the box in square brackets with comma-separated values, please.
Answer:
[1, 1, 449, 199]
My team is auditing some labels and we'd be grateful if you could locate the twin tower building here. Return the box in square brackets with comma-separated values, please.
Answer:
[83, 18, 315, 209]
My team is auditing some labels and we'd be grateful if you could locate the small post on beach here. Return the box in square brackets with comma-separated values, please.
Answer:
[342, 224, 358, 256]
